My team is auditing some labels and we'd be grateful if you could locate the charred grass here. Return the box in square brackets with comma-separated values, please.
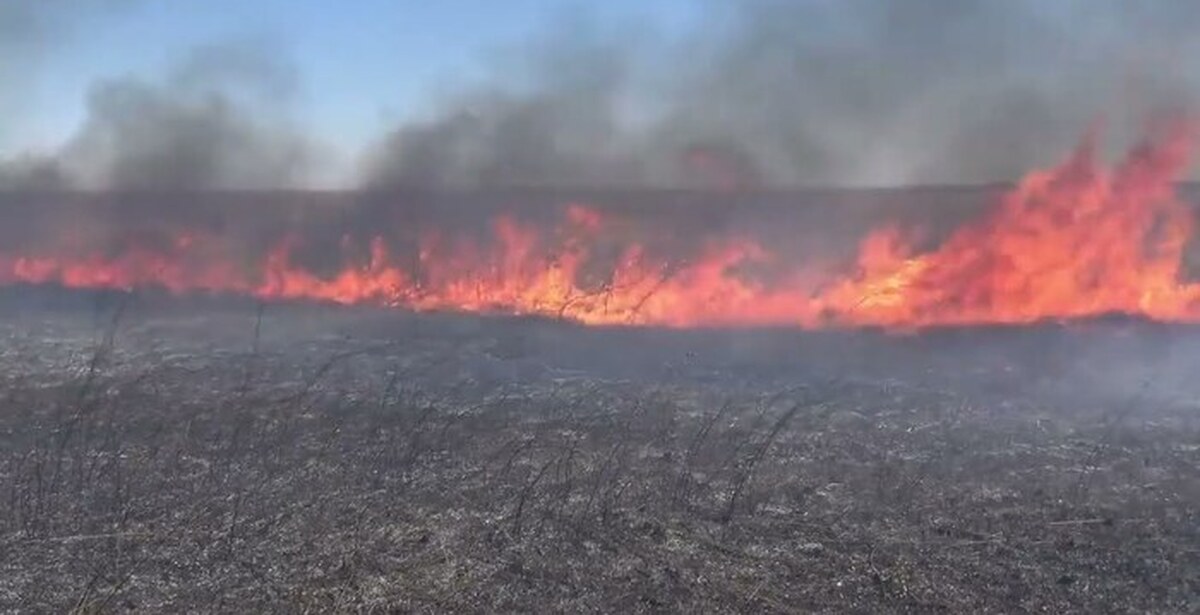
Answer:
[0, 301, 1198, 612]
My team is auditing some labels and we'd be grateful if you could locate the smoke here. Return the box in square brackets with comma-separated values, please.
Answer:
[2, 39, 314, 191]
[365, 0, 1200, 189]
[0, 1, 132, 263]
[363, 15, 649, 190]
[0, 0, 139, 180]
[0, 2, 95, 107]
[4, 0, 1200, 191]
[0, 154, 66, 191]
[64, 40, 314, 190]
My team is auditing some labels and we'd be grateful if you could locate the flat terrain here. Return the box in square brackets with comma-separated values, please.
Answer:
[1, 288, 1198, 612]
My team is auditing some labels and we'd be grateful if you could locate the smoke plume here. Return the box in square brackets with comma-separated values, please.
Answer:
[362, 15, 647, 190]
[65, 41, 313, 190]
[365, 0, 1200, 189]
[2, 38, 313, 191]
[4, 1, 1200, 190]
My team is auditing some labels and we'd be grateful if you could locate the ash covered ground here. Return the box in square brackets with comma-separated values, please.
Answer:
[1, 288, 1199, 612]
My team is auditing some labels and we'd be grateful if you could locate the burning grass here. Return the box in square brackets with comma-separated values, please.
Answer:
[4, 121, 1200, 331]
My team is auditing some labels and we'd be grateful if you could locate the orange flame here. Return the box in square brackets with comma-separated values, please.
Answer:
[3, 123, 1199, 329]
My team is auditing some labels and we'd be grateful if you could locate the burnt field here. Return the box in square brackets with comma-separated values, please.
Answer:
[1, 288, 1199, 612]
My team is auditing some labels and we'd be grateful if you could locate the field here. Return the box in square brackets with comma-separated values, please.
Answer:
[0, 288, 1196, 613]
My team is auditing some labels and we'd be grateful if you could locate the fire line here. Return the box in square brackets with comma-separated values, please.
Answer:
[3, 123, 1198, 329]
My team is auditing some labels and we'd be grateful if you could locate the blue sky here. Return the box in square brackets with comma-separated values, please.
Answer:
[11, 0, 702, 158]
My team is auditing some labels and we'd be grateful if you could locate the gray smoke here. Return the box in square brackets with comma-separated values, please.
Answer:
[363, 15, 649, 189]
[1, 38, 313, 191]
[0, 1, 106, 109]
[61, 40, 313, 190]
[0, 0, 139, 188]
[0, 154, 66, 190]
[365, 0, 1200, 189]
[4, 1, 1200, 191]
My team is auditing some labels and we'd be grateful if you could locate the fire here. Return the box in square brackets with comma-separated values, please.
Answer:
[824, 120, 1200, 327]
[2, 122, 1199, 329]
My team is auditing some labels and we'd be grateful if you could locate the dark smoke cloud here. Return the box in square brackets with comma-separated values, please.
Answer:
[4, 1, 1199, 191]
[0, 154, 67, 191]
[365, 0, 1200, 189]
[1, 39, 313, 191]
[363, 15, 649, 190]
[60, 40, 313, 190]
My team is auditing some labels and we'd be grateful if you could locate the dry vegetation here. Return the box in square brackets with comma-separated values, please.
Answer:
[1, 291, 1198, 612]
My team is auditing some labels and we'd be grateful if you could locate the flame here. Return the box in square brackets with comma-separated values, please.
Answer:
[822, 120, 1200, 327]
[3, 122, 1199, 329]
